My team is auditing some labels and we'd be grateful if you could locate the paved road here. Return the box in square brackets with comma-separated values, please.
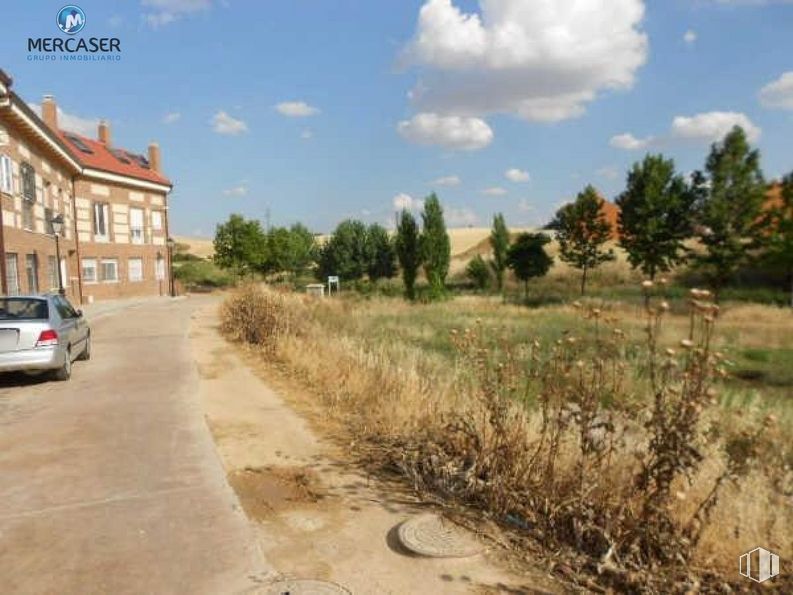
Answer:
[0, 297, 268, 594]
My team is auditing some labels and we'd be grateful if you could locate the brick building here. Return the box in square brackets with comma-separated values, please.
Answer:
[0, 69, 173, 303]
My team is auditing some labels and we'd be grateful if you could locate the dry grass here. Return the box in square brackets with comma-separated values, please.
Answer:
[220, 285, 792, 591]
[174, 235, 214, 259]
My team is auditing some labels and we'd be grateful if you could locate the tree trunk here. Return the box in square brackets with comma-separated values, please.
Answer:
[580, 267, 588, 296]
[789, 269, 793, 309]
[524, 279, 529, 301]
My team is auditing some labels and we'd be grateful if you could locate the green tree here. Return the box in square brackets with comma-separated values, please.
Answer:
[507, 233, 553, 298]
[316, 219, 369, 281]
[420, 193, 451, 297]
[213, 214, 267, 276]
[286, 223, 317, 276]
[616, 154, 695, 279]
[762, 174, 793, 307]
[366, 223, 397, 281]
[489, 213, 510, 291]
[693, 126, 766, 296]
[264, 224, 316, 276]
[465, 254, 491, 290]
[553, 185, 615, 295]
[395, 210, 421, 300]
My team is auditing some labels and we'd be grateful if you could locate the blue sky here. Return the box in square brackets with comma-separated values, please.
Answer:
[2, 0, 792, 235]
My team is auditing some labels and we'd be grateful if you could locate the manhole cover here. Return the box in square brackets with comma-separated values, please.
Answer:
[259, 579, 351, 595]
[397, 513, 481, 558]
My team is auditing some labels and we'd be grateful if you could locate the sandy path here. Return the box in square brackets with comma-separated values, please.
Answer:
[190, 304, 560, 594]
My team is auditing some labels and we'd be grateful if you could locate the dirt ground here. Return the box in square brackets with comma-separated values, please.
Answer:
[189, 304, 561, 594]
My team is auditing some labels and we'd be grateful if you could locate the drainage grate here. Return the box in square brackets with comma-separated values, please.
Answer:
[397, 513, 481, 558]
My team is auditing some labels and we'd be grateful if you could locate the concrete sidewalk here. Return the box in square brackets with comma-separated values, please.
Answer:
[0, 296, 270, 594]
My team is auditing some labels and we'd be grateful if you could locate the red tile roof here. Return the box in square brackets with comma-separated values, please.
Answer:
[56, 131, 171, 187]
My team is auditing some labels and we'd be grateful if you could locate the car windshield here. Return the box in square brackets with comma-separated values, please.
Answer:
[0, 298, 49, 320]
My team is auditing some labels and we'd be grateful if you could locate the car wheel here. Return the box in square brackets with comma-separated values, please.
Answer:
[54, 349, 72, 381]
[78, 334, 91, 361]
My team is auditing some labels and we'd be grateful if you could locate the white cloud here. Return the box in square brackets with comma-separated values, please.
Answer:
[432, 175, 461, 186]
[211, 110, 248, 135]
[162, 111, 181, 124]
[759, 71, 793, 110]
[223, 185, 248, 197]
[300, 129, 314, 140]
[393, 193, 424, 211]
[671, 111, 761, 143]
[505, 168, 530, 183]
[683, 29, 697, 44]
[397, 112, 493, 150]
[610, 132, 653, 150]
[482, 186, 507, 196]
[142, 0, 211, 28]
[275, 101, 320, 117]
[518, 199, 535, 212]
[402, 0, 648, 123]
[29, 103, 98, 137]
[446, 206, 478, 226]
[612, 111, 761, 150]
[596, 166, 620, 180]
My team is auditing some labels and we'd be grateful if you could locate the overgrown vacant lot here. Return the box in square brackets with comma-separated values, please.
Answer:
[221, 285, 792, 591]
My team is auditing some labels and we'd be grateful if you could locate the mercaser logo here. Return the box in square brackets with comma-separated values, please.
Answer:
[739, 547, 780, 583]
[57, 5, 86, 35]
[27, 5, 120, 62]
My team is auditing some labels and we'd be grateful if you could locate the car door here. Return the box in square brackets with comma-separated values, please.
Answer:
[53, 296, 82, 355]
[63, 296, 89, 345]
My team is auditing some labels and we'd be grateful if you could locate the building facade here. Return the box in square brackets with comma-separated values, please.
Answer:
[0, 69, 173, 303]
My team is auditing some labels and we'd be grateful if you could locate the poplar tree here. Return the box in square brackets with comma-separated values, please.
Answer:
[420, 194, 451, 298]
[490, 213, 510, 291]
[395, 210, 421, 300]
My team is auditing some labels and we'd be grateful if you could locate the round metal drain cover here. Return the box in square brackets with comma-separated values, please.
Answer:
[397, 513, 481, 558]
[260, 579, 351, 595]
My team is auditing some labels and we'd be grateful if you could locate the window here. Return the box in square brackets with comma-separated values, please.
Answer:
[81, 258, 97, 284]
[0, 154, 12, 194]
[25, 254, 38, 294]
[128, 258, 143, 282]
[5, 254, 19, 296]
[0, 298, 48, 321]
[20, 162, 35, 201]
[93, 202, 109, 240]
[21, 162, 35, 231]
[44, 207, 54, 234]
[100, 259, 118, 282]
[129, 208, 144, 244]
[156, 255, 166, 281]
[151, 210, 163, 232]
[53, 295, 79, 319]
[64, 132, 94, 154]
[48, 256, 59, 290]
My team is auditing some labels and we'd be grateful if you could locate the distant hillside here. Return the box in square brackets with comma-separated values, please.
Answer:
[175, 227, 539, 264]
[174, 236, 214, 259]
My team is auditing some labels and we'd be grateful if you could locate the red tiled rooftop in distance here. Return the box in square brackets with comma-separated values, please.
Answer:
[56, 130, 171, 187]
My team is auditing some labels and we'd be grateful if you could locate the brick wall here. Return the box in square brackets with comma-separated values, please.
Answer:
[0, 120, 80, 301]
[74, 178, 170, 302]
[1, 116, 171, 304]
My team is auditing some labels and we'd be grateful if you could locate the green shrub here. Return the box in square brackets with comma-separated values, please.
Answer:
[465, 255, 491, 290]
[174, 260, 233, 289]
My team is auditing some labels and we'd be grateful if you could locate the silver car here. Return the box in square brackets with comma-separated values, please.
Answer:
[0, 293, 91, 381]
